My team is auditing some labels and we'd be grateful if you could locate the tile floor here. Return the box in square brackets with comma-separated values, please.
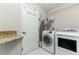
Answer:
[27, 48, 51, 55]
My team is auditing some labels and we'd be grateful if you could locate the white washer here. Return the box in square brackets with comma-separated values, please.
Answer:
[42, 30, 55, 54]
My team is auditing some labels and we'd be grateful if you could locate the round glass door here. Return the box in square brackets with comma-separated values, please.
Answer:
[43, 34, 52, 47]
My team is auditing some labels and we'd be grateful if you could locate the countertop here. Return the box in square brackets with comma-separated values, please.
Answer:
[0, 35, 23, 44]
[0, 31, 23, 44]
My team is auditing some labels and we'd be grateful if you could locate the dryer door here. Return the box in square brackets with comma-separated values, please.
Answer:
[42, 34, 52, 47]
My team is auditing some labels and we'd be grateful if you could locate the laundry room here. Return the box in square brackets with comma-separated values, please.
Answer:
[0, 2, 79, 55]
[22, 3, 79, 55]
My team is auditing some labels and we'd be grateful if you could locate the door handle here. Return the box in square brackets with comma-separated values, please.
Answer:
[23, 32, 26, 38]
[23, 32, 26, 34]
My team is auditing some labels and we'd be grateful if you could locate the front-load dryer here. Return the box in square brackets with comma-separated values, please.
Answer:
[42, 30, 55, 54]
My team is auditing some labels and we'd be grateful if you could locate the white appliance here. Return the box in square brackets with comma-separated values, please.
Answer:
[42, 30, 55, 54]
[55, 29, 79, 55]
[22, 4, 40, 54]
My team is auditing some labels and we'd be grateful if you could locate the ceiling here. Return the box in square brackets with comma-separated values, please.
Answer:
[37, 3, 65, 11]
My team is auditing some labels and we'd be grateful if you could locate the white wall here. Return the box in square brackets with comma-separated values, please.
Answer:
[0, 3, 21, 35]
[48, 4, 79, 29]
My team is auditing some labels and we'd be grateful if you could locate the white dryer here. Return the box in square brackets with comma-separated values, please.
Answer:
[42, 30, 55, 54]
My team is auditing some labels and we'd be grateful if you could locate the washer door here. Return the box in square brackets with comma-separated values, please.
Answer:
[42, 34, 52, 47]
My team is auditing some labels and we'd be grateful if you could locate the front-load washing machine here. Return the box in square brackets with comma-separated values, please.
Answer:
[42, 30, 55, 54]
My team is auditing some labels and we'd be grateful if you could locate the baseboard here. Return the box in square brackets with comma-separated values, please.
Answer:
[22, 47, 39, 55]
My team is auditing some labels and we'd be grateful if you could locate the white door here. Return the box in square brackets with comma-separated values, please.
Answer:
[22, 4, 40, 54]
